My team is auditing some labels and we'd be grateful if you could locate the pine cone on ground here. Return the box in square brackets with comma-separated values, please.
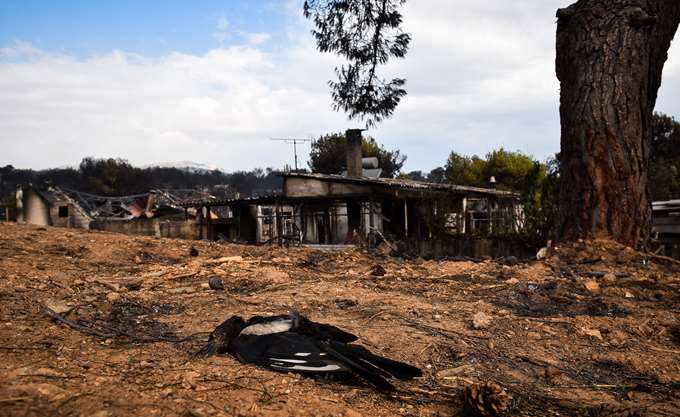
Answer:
[463, 381, 510, 417]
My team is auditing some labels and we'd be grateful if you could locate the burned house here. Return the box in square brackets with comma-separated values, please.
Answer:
[652, 199, 680, 258]
[184, 174, 520, 244]
[83, 189, 200, 239]
[15, 185, 208, 239]
[14, 131, 524, 256]
[15, 185, 92, 229]
[184, 130, 524, 256]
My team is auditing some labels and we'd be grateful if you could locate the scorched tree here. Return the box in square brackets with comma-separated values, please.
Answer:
[556, 0, 680, 246]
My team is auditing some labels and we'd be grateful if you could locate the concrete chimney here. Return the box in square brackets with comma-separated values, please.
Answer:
[345, 129, 363, 178]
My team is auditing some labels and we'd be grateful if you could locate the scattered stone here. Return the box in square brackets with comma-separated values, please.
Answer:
[123, 280, 142, 291]
[34, 367, 67, 378]
[335, 298, 358, 309]
[527, 332, 541, 340]
[13, 383, 65, 400]
[504, 256, 518, 265]
[203, 255, 244, 265]
[578, 327, 603, 340]
[260, 268, 289, 282]
[536, 247, 549, 260]
[544, 366, 560, 379]
[222, 255, 243, 263]
[584, 279, 600, 294]
[12, 366, 67, 379]
[625, 291, 635, 298]
[505, 277, 520, 285]
[184, 408, 207, 417]
[616, 246, 637, 263]
[167, 287, 196, 295]
[208, 276, 225, 290]
[603, 272, 617, 284]
[105, 292, 121, 303]
[97, 281, 121, 292]
[472, 312, 492, 329]
[370, 264, 387, 276]
[433, 314, 442, 321]
[44, 299, 74, 315]
[182, 371, 201, 389]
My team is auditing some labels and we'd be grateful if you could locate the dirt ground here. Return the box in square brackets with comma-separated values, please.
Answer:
[1, 222, 679, 417]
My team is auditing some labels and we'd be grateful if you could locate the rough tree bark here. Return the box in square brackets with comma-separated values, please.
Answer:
[556, 0, 680, 246]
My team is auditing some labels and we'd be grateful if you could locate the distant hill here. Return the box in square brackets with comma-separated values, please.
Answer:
[142, 161, 221, 174]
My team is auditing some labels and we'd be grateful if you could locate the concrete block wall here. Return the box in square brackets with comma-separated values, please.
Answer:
[90, 219, 198, 240]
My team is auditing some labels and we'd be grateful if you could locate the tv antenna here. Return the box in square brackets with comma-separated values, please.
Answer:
[270, 137, 313, 171]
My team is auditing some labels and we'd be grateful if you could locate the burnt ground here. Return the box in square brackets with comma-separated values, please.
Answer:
[0, 222, 679, 417]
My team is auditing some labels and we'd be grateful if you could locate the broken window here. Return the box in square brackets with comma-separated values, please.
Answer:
[58, 205, 69, 218]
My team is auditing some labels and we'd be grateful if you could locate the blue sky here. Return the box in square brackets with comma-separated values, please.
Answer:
[0, 1, 288, 57]
[1, 1, 679, 172]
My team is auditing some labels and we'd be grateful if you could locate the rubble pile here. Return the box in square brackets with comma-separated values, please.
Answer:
[0, 223, 678, 416]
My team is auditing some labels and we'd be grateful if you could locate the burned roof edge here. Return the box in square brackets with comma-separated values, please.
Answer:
[281, 172, 519, 198]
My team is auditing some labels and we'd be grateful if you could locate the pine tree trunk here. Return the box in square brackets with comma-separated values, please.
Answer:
[556, 0, 680, 246]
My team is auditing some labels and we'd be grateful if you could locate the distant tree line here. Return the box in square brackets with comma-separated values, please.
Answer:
[0, 158, 282, 199]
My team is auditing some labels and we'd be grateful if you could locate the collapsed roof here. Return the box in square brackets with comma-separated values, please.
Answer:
[31, 185, 216, 220]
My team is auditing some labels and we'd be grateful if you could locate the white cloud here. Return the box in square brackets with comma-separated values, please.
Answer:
[1, 1, 679, 173]
[244, 32, 272, 45]
[0, 40, 40, 59]
[213, 16, 230, 43]
[0, 39, 344, 170]
[657, 37, 680, 115]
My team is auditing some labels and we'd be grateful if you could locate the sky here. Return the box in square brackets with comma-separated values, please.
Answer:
[1, 1, 679, 173]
